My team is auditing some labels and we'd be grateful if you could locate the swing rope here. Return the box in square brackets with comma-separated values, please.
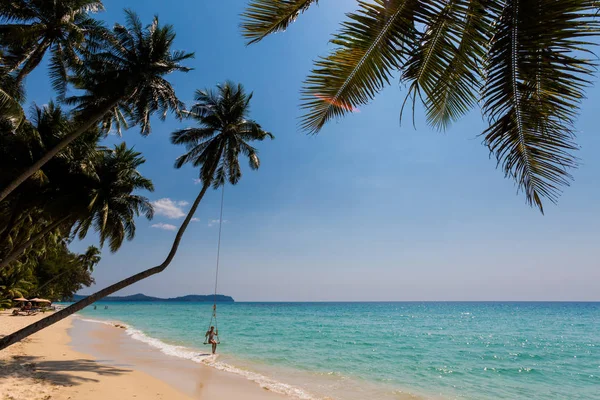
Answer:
[205, 184, 225, 345]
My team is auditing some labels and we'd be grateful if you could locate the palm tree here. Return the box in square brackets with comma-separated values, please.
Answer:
[0, 10, 193, 203]
[0, 0, 107, 89]
[0, 142, 155, 271]
[71, 143, 155, 252]
[172, 81, 274, 186]
[241, 0, 598, 213]
[78, 246, 101, 271]
[0, 81, 274, 351]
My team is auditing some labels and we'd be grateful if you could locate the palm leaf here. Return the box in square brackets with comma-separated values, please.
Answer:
[0, 86, 24, 127]
[482, 0, 597, 213]
[403, 0, 495, 130]
[241, 0, 319, 45]
[300, 0, 418, 133]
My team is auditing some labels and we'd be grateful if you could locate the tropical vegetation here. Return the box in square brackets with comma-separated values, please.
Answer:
[0, 79, 273, 350]
[2, 0, 595, 351]
[241, 0, 600, 212]
[0, 7, 193, 203]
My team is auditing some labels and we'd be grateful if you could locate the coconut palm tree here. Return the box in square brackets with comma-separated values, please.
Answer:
[0, 81, 274, 351]
[241, 0, 598, 213]
[0, 103, 154, 271]
[0, 0, 107, 89]
[0, 142, 155, 271]
[70, 143, 155, 253]
[0, 82, 273, 350]
[0, 9, 193, 203]
[171, 81, 274, 186]
[78, 246, 101, 271]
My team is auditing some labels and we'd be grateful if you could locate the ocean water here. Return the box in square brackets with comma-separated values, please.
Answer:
[75, 302, 600, 400]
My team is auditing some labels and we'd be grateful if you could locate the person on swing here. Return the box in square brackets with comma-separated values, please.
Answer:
[206, 326, 218, 354]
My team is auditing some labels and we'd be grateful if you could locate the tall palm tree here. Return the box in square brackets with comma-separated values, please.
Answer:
[0, 142, 155, 271]
[0, 81, 274, 351]
[0, 10, 193, 203]
[0, 0, 107, 88]
[241, 0, 599, 213]
[78, 245, 101, 271]
[172, 81, 274, 186]
[71, 143, 155, 252]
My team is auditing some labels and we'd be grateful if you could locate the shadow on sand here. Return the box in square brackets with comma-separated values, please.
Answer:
[0, 354, 131, 386]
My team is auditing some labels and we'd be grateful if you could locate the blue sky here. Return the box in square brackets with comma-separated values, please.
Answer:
[24, 0, 600, 301]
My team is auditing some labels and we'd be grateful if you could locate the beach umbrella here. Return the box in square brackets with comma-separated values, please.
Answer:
[13, 297, 28, 302]
[36, 299, 51, 303]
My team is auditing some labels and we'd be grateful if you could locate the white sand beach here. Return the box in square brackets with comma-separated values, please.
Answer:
[0, 311, 289, 400]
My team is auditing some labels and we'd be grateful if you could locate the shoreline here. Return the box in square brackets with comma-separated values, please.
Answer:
[69, 316, 294, 399]
[0, 311, 289, 400]
[71, 314, 425, 400]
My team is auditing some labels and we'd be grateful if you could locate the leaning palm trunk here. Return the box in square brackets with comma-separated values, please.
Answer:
[0, 101, 119, 203]
[0, 178, 212, 351]
[0, 215, 70, 272]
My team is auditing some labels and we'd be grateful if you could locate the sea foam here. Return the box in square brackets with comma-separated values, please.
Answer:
[78, 317, 317, 399]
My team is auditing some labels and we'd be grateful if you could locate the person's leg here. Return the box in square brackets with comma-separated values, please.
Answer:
[212, 342, 216, 354]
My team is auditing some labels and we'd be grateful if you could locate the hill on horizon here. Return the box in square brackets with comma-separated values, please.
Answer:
[67, 293, 234, 303]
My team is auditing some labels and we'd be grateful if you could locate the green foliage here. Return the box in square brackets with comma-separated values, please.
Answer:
[0, 0, 108, 90]
[0, 244, 99, 305]
[242, 0, 600, 212]
[242, 0, 319, 44]
[33, 244, 98, 301]
[66, 9, 194, 135]
[0, 103, 154, 268]
[0, 8, 192, 203]
[171, 81, 274, 187]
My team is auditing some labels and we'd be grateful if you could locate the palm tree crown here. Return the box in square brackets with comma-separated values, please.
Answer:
[242, 0, 599, 212]
[171, 81, 274, 187]
[0, 10, 192, 204]
[0, 0, 107, 90]
[72, 143, 154, 252]
[67, 9, 194, 135]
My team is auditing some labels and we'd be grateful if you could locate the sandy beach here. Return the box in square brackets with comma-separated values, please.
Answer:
[0, 311, 289, 400]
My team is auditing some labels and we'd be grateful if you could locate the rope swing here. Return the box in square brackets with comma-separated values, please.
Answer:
[204, 184, 225, 345]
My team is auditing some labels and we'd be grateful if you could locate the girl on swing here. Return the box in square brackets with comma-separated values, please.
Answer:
[205, 326, 218, 354]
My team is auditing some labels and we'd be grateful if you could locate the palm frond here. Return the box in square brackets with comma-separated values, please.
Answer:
[402, 0, 495, 130]
[0, 86, 24, 127]
[300, 0, 418, 133]
[242, 0, 319, 45]
[482, 0, 597, 212]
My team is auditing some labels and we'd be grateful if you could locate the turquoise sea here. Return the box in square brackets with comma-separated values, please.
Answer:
[76, 302, 600, 400]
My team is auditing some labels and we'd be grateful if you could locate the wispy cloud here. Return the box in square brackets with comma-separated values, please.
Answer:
[191, 218, 200, 222]
[208, 219, 228, 227]
[193, 178, 202, 185]
[151, 198, 188, 219]
[151, 223, 177, 231]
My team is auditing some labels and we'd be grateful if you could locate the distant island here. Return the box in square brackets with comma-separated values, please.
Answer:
[67, 293, 234, 303]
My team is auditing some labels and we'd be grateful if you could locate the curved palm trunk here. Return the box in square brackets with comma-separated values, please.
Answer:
[0, 180, 212, 350]
[0, 101, 119, 203]
[0, 216, 69, 272]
